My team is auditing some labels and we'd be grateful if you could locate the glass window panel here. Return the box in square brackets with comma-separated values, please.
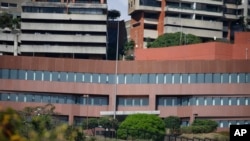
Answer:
[10, 70, 18, 79]
[0, 69, 2, 78]
[100, 74, 107, 83]
[206, 97, 213, 105]
[44, 71, 50, 81]
[42, 95, 51, 103]
[68, 73, 75, 82]
[213, 73, 221, 83]
[108, 74, 115, 84]
[189, 97, 196, 105]
[190, 74, 197, 83]
[125, 74, 133, 84]
[126, 98, 132, 106]
[142, 98, 149, 106]
[141, 74, 148, 84]
[84, 73, 91, 83]
[157, 74, 164, 84]
[198, 97, 204, 105]
[172, 97, 178, 106]
[17, 94, 24, 102]
[166, 97, 173, 106]
[214, 97, 220, 105]
[118, 74, 124, 84]
[158, 97, 164, 106]
[205, 73, 212, 83]
[94, 97, 100, 105]
[197, 74, 205, 83]
[182, 74, 188, 83]
[222, 97, 229, 105]
[2, 69, 9, 79]
[51, 72, 59, 81]
[230, 73, 237, 83]
[34, 95, 41, 102]
[181, 97, 188, 106]
[27, 71, 34, 80]
[100, 98, 108, 105]
[51, 95, 59, 103]
[26, 94, 33, 102]
[239, 73, 246, 83]
[58, 95, 66, 104]
[165, 74, 172, 84]
[35, 71, 42, 81]
[76, 73, 83, 82]
[133, 74, 140, 84]
[231, 97, 237, 105]
[247, 74, 250, 83]
[10, 94, 16, 101]
[118, 97, 125, 105]
[92, 74, 99, 83]
[239, 97, 245, 105]
[1, 93, 9, 101]
[222, 74, 229, 83]
[18, 70, 26, 80]
[59, 72, 67, 82]
[173, 74, 181, 84]
[134, 98, 140, 106]
[149, 74, 156, 84]
[66, 96, 74, 104]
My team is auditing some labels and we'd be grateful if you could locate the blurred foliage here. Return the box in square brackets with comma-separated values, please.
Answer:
[0, 105, 85, 141]
[0, 12, 20, 29]
[181, 119, 218, 134]
[164, 116, 181, 134]
[148, 32, 202, 48]
[117, 114, 165, 141]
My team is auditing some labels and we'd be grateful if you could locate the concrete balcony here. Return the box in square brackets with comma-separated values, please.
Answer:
[164, 26, 222, 38]
[21, 13, 107, 21]
[20, 34, 106, 43]
[178, 0, 223, 5]
[0, 45, 14, 53]
[165, 17, 223, 30]
[20, 45, 106, 54]
[144, 29, 158, 39]
[137, 5, 162, 12]
[0, 33, 15, 41]
[144, 18, 158, 25]
[21, 23, 107, 32]
[224, 14, 239, 20]
[166, 6, 223, 17]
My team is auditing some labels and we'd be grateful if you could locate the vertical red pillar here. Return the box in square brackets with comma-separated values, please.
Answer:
[158, 0, 166, 36]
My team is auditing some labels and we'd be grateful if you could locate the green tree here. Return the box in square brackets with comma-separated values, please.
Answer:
[192, 119, 218, 133]
[148, 32, 202, 48]
[164, 116, 181, 134]
[107, 10, 121, 20]
[82, 118, 98, 135]
[123, 40, 135, 60]
[117, 114, 165, 141]
[0, 13, 13, 29]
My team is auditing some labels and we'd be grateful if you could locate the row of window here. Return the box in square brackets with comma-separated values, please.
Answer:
[217, 120, 250, 128]
[0, 93, 108, 105]
[1, 69, 250, 84]
[158, 96, 250, 106]
[117, 97, 149, 106]
[23, 7, 104, 14]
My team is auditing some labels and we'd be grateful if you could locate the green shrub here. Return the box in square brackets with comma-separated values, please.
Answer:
[181, 126, 192, 134]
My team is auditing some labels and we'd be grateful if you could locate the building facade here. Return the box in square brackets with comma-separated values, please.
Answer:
[0, 0, 108, 59]
[128, 0, 250, 48]
[0, 0, 28, 17]
[0, 55, 250, 130]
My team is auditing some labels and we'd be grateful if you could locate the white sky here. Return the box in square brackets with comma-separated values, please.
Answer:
[107, 0, 130, 21]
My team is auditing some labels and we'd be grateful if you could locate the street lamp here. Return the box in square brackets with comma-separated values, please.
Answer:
[113, 18, 119, 120]
[83, 94, 89, 130]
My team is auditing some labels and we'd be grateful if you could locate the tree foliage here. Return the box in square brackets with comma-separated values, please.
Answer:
[117, 114, 165, 141]
[123, 40, 135, 60]
[148, 32, 202, 48]
[181, 119, 218, 134]
[0, 12, 20, 29]
[164, 116, 181, 134]
[0, 105, 85, 141]
[107, 10, 121, 20]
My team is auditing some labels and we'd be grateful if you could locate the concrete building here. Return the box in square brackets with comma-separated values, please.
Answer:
[128, 0, 250, 48]
[0, 33, 250, 131]
[0, 0, 29, 17]
[0, 0, 108, 59]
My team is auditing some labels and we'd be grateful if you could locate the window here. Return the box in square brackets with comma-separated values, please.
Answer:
[213, 73, 221, 83]
[125, 74, 133, 84]
[84, 73, 91, 83]
[182, 74, 188, 83]
[239, 73, 246, 83]
[100, 74, 107, 83]
[68, 72, 75, 82]
[35, 71, 43, 81]
[197, 74, 205, 83]
[27, 71, 34, 80]
[1, 69, 9, 79]
[76, 73, 83, 82]
[92, 74, 99, 83]
[60, 72, 67, 82]
[10, 70, 18, 79]
[108, 74, 115, 84]
[133, 74, 140, 84]
[157, 74, 164, 84]
[141, 74, 148, 84]
[230, 73, 237, 83]
[149, 74, 156, 84]
[222, 74, 229, 83]
[1, 2, 8, 8]
[44, 71, 51, 81]
[173, 74, 180, 84]
[205, 73, 213, 83]
[190, 74, 196, 83]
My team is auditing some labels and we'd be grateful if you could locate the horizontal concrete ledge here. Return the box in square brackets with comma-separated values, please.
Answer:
[100, 110, 160, 116]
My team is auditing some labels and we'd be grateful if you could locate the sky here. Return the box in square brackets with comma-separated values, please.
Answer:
[107, 0, 130, 21]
